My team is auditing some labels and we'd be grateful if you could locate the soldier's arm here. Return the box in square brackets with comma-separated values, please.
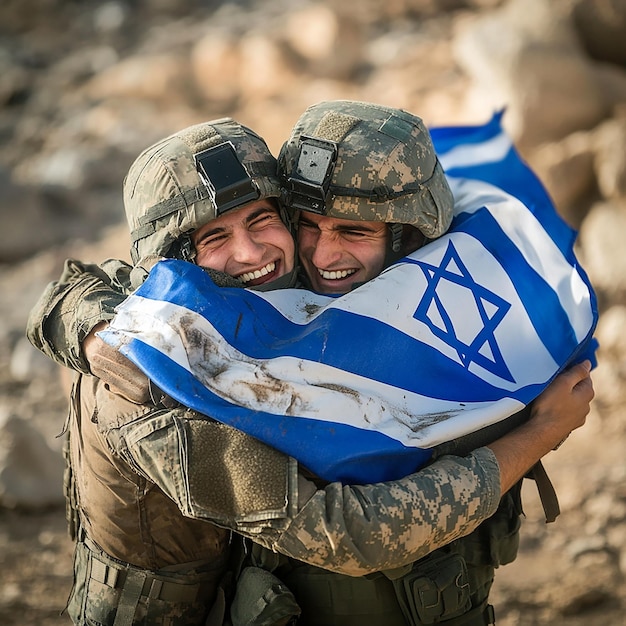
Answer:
[111, 399, 502, 575]
[488, 360, 593, 493]
[27, 257, 249, 390]
[269, 447, 501, 575]
[26, 259, 133, 373]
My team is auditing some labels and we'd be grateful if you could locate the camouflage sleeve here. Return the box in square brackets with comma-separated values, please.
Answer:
[269, 447, 502, 576]
[111, 400, 501, 575]
[26, 258, 133, 373]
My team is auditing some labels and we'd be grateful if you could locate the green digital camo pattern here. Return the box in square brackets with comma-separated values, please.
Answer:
[124, 118, 281, 263]
[278, 100, 454, 238]
[273, 448, 501, 575]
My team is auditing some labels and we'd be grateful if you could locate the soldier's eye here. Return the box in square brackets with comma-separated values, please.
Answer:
[249, 213, 275, 229]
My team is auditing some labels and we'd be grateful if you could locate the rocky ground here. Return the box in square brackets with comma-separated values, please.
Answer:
[1, 0, 626, 624]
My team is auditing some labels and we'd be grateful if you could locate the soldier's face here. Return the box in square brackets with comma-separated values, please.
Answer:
[297, 212, 387, 294]
[191, 200, 295, 287]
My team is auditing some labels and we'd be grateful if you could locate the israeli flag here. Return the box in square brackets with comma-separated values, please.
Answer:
[101, 112, 598, 484]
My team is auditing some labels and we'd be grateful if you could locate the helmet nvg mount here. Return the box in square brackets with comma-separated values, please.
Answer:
[124, 118, 281, 264]
[278, 100, 454, 252]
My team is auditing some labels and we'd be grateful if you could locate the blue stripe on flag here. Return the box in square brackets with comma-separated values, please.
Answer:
[432, 111, 578, 261]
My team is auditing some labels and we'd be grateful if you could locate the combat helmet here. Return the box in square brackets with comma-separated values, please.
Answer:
[124, 118, 282, 264]
[278, 100, 454, 256]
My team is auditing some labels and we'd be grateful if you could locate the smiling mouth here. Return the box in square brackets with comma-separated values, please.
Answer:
[239, 261, 277, 285]
[317, 268, 357, 280]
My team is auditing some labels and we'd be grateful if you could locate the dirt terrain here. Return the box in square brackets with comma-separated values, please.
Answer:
[1, 1, 625, 624]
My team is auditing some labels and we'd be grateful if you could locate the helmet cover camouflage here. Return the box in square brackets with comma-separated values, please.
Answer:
[124, 118, 281, 263]
[278, 100, 453, 239]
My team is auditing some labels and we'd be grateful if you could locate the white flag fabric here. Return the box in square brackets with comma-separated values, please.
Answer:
[101, 112, 598, 484]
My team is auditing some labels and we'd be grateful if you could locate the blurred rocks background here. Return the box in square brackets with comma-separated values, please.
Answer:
[0, 0, 625, 624]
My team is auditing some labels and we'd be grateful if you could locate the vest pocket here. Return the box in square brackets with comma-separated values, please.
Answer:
[393, 551, 471, 625]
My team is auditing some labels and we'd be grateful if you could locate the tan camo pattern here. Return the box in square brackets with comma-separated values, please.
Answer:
[123, 119, 281, 263]
[278, 100, 454, 238]
[273, 448, 502, 575]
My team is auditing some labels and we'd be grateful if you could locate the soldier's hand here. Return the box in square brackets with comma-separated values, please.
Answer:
[84, 322, 152, 404]
[528, 360, 594, 450]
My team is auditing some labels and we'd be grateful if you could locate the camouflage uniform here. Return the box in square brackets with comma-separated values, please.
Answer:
[27, 106, 519, 626]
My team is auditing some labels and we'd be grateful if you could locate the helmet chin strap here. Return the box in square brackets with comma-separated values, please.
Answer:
[384, 224, 428, 269]
[384, 223, 406, 267]
[166, 233, 196, 262]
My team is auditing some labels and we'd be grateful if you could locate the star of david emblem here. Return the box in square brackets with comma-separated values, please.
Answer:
[412, 241, 514, 382]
